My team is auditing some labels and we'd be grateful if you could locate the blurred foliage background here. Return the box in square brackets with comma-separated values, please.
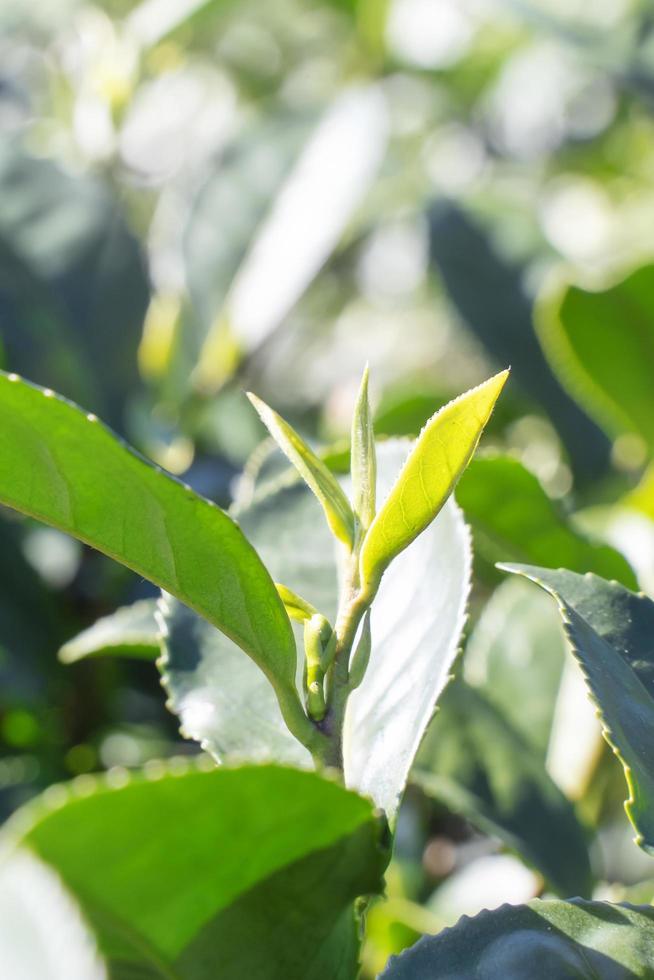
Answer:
[3, 0, 654, 972]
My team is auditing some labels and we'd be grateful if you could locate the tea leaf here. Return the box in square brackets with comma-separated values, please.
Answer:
[360, 371, 507, 593]
[59, 599, 160, 663]
[381, 899, 654, 978]
[247, 391, 355, 546]
[9, 764, 387, 980]
[351, 365, 376, 534]
[502, 564, 654, 853]
[0, 372, 312, 743]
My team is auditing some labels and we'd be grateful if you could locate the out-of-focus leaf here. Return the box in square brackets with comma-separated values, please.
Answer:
[0, 518, 62, 707]
[59, 600, 160, 664]
[8, 764, 387, 979]
[428, 202, 611, 480]
[0, 140, 148, 432]
[360, 372, 506, 595]
[503, 564, 654, 853]
[456, 455, 637, 589]
[381, 900, 654, 978]
[536, 266, 654, 450]
[464, 577, 568, 756]
[0, 848, 106, 980]
[247, 392, 355, 546]
[160, 442, 470, 819]
[188, 89, 387, 389]
[0, 373, 313, 746]
[413, 678, 592, 897]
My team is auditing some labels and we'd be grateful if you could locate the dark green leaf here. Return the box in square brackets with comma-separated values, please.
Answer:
[0, 139, 148, 432]
[502, 564, 654, 853]
[456, 455, 637, 589]
[8, 764, 387, 979]
[413, 678, 592, 897]
[381, 899, 654, 978]
[59, 600, 160, 664]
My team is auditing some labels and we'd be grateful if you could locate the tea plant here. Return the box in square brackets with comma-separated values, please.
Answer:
[2, 364, 654, 978]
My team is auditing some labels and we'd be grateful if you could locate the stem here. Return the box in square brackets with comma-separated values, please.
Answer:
[316, 546, 374, 769]
[272, 677, 329, 762]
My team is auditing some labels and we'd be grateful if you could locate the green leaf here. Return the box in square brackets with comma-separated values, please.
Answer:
[381, 899, 654, 978]
[275, 583, 318, 623]
[59, 599, 160, 663]
[159, 594, 312, 767]
[161, 442, 470, 819]
[0, 848, 105, 980]
[7, 764, 387, 979]
[502, 563, 654, 853]
[247, 391, 355, 547]
[413, 678, 592, 897]
[360, 372, 507, 594]
[0, 372, 315, 746]
[351, 365, 376, 534]
[456, 455, 637, 589]
[536, 266, 654, 451]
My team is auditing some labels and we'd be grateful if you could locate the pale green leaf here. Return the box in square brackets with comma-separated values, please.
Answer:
[351, 365, 376, 534]
[247, 391, 355, 546]
[6, 764, 387, 979]
[502, 563, 654, 853]
[360, 371, 508, 593]
[381, 899, 654, 978]
[275, 583, 317, 623]
[59, 600, 160, 663]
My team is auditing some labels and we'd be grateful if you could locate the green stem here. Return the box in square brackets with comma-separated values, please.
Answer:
[272, 677, 329, 762]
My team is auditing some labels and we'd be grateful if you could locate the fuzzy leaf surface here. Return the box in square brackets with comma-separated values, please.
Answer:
[0, 372, 298, 694]
[503, 564, 654, 853]
[381, 899, 654, 978]
[413, 678, 592, 897]
[360, 372, 506, 592]
[8, 765, 387, 980]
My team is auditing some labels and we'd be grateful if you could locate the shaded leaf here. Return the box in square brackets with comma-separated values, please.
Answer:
[0, 139, 147, 432]
[360, 372, 506, 594]
[7, 764, 387, 979]
[502, 564, 654, 853]
[456, 455, 637, 589]
[59, 600, 160, 664]
[381, 899, 654, 978]
[413, 678, 592, 897]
